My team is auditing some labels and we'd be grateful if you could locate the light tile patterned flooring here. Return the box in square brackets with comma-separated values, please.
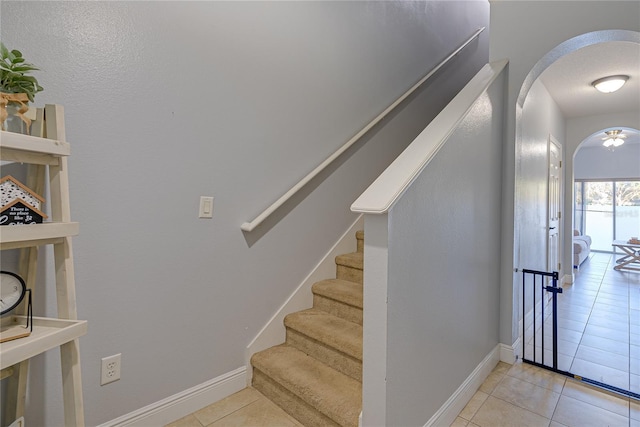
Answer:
[166, 387, 303, 427]
[168, 252, 639, 427]
[453, 360, 639, 427]
[524, 252, 639, 395]
[166, 361, 639, 427]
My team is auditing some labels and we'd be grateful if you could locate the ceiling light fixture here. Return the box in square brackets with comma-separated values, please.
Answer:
[602, 129, 625, 148]
[592, 75, 629, 93]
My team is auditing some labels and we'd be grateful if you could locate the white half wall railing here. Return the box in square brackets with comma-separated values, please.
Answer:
[350, 59, 508, 215]
[350, 59, 508, 426]
[240, 27, 485, 232]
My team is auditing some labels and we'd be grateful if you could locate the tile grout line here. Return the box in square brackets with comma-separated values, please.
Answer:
[550, 377, 570, 424]
[568, 256, 603, 374]
[599, 253, 631, 393]
[201, 395, 263, 427]
[570, 253, 636, 402]
[488, 372, 554, 424]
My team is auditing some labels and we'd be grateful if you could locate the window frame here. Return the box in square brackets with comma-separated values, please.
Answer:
[574, 178, 640, 253]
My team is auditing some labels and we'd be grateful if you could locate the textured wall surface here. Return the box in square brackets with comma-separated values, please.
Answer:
[574, 144, 640, 181]
[516, 80, 565, 272]
[0, 2, 488, 425]
[515, 79, 565, 317]
[385, 67, 505, 425]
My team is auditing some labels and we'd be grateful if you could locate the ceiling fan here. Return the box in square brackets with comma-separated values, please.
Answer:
[602, 129, 626, 148]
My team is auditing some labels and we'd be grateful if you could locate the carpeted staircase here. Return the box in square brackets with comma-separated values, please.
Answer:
[251, 230, 364, 427]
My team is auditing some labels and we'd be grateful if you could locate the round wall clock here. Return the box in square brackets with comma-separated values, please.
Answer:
[0, 271, 27, 315]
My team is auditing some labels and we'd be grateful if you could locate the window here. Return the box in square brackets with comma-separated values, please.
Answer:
[574, 180, 640, 252]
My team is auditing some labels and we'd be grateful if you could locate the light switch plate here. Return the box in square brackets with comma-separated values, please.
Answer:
[199, 196, 214, 218]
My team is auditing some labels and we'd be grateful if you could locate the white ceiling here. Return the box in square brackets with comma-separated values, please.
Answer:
[539, 41, 640, 148]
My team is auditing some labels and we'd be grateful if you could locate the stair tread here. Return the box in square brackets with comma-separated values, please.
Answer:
[312, 279, 363, 309]
[251, 345, 362, 426]
[285, 309, 362, 360]
[335, 252, 363, 269]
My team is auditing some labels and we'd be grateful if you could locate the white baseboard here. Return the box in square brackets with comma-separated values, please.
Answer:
[424, 344, 500, 427]
[500, 337, 521, 364]
[562, 273, 573, 285]
[98, 367, 246, 427]
[244, 215, 364, 385]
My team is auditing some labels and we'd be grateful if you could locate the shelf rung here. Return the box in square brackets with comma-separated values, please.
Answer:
[0, 366, 14, 380]
[0, 316, 87, 370]
[0, 131, 70, 156]
[0, 222, 79, 249]
[0, 148, 61, 166]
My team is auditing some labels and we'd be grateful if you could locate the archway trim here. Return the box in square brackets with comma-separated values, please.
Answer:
[517, 30, 640, 109]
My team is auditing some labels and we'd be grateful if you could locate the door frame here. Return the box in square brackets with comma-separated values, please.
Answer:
[547, 135, 562, 277]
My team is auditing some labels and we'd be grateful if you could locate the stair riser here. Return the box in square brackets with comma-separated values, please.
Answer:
[356, 230, 364, 253]
[252, 368, 342, 427]
[286, 329, 362, 381]
[248, 230, 365, 427]
[313, 294, 363, 325]
[336, 265, 362, 284]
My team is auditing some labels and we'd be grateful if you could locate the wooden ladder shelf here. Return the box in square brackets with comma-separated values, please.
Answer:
[0, 105, 87, 426]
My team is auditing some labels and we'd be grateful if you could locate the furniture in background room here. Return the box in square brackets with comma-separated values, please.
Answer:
[611, 239, 640, 272]
[573, 230, 592, 268]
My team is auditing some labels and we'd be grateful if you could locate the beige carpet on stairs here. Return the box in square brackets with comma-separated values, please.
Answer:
[250, 230, 364, 427]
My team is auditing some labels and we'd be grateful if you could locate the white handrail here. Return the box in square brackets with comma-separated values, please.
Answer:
[241, 27, 486, 232]
[351, 59, 508, 214]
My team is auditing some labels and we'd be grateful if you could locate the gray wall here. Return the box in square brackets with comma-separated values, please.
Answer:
[0, 2, 488, 425]
[515, 79, 565, 321]
[385, 66, 505, 425]
[574, 144, 640, 181]
[516, 80, 565, 272]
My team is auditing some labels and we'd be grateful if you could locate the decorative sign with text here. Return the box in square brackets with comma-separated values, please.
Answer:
[0, 200, 45, 225]
[0, 176, 47, 226]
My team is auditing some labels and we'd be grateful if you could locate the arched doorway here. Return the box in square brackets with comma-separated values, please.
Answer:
[513, 30, 640, 397]
[573, 127, 640, 254]
[568, 126, 639, 395]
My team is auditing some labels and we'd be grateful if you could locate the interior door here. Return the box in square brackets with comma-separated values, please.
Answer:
[547, 136, 562, 274]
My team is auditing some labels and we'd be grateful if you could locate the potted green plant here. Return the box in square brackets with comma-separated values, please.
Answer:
[0, 42, 43, 134]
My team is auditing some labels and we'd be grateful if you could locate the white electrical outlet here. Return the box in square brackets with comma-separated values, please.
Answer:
[101, 353, 121, 385]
